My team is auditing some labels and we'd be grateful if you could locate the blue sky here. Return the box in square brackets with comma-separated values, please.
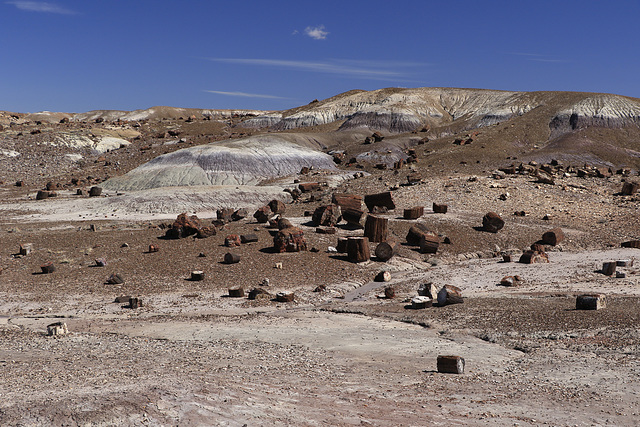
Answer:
[1, 1, 639, 113]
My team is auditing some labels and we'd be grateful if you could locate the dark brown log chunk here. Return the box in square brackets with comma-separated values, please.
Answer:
[231, 208, 248, 221]
[530, 243, 545, 252]
[40, 262, 55, 274]
[364, 192, 395, 212]
[602, 261, 616, 276]
[332, 193, 363, 211]
[312, 204, 342, 227]
[364, 215, 388, 243]
[316, 227, 336, 234]
[190, 271, 205, 281]
[248, 288, 271, 300]
[576, 294, 606, 310]
[403, 206, 424, 219]
[274, 227, 307, 252]
[216, 208, 234, 223]
[19, 243, 32, 256]
[406, 223, 436, 246]
[299, 182, 320, 193]
[437, 355, 465, 374]
[437, 285, 463, 306]
[36, 190, 50, 200]
[482, 212, 504, 233]
[228, 287, 245, 298]
[240, 233, 259, 243]
[621, 182, 639, 195]
[336, 237, 349, 253]
[420, 234, 440, 254]
[224, 253, 241, 264]
[276, 291, 295, 302]
[277, 218, 294, 230]
[253, 205, 273, 223]
[384, 286, 395, 299]
[411, 296, 433, 309]
[268, 199, 286, 215]
[347, 237, 370, 263]
[89, 186, 102, 197]
[342, 208, 367, 228]
[542, 228, 565, 246]
[621, 240, 640, 248]
[375, 240, 397, 261]
[148, 244, 159, 253]
[518, 250, 549, 264]
[106, 273, 124, 284]
[432, 203, 448, 214]
[128, 297, 143, 309]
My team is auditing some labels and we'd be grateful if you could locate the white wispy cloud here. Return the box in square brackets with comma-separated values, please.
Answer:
[204, 90, 288, 99]
[6, 1, 76, 14]
[508, 52, 568, 63]
[205, 58, 408, 78]
[304, 25, 328, 40]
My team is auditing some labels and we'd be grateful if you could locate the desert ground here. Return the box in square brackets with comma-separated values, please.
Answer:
[1, 88, 640, 426]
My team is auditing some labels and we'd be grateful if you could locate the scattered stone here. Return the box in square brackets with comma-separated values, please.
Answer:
[95, 258, 107, 267]
[437, 355, 465, 374]
[89, 186, 102, 197]
[530, 243, 545, 252]
[576, 294, 606, 310]
[231, 208, 248, 221]
[519, 250, 549, 264]
[437, 285, 463, 306]
[384, 286, 395, 299]
[617, 259, 634, 267]
[418, 282, 439, 299]
[120, 243, 129, 248]
[268, 199, 286, 215]
[114, 295, 131, 303]
[274, 262, 283, 269]
[616, 271, 627, 279]
[47, 322, 68, 337]
[499, 275, 522, 287]
[411, 296, 433, 309]
[248, 288, 271, 300]
[36, 190, 50, 200]
[502, 254, 512, 262]
[19, 243, 33, 256]
[313, 284, 326, 292]
[253, 205, 274, 223]
[316, 227, 337, 234]
[260, 278, 270, 286]
[225, 234, 242, 247]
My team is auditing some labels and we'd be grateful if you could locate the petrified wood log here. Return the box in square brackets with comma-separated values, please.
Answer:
[332, 193, 363, 211]
[228, 287, 245, 298]
[190, 271, 205, 281]
[336, 237, 349, 253]
[576, 294, 606, 310]
[420, 234, 440, 254]
[406, 223, 436, 246]
[312, 204, 342, 227]
[40, 262, 55, 274]
[128, 297, 142, 309]
[224, 253, 241, 264]
[342, 208, 367, 228]
[19, 243, 32, 256]
[268, 199, 286, 215]
[248, 288, 271, 300]
[276, 291, 295, 302]
[240, 233, 259, 244]
[482, 212, 504, 233]
[225, 234, 242, 247]
[518, 250, 549, 264]
[621, 240, 640, 248]
[602, 261, 616, 276]
[298, 182, 320, 193]
[274, 227, 307, 252]
[437, 355, 465, 374]
[403, 206, 424, 219]
[432, 203, 448, 214]
[47, 322, 68, 336]
[89, 186, 102, 197]
[542, 228, 565, 246]
[437, 285, 463, 306]
[384, 286, 395, 299]
[411, 296, 433, 309]
[347, 237, 370, 263]
[364, 215, 388, 243]
[375, 239, 397, 261]
[216, 208, 234, 223]
[364, 191, 395, 212]
[375, 270, 391, 282]
[621, 181, 639, 195]
[253, 205, 274, 223]
[277, 218, 294, 230]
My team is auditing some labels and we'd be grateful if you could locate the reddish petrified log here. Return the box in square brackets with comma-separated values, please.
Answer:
[403, 206, 424, 219]
[364, 215, 388, 243]
[274, 227, 307, 252]
[364, 192, 395, 212]
[482, 212, 504, 233]
[312, 204, 342, 227]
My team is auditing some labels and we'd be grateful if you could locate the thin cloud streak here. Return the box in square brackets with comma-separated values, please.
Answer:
[204, 90, 288, 99]
[206, 57, 405, 78]
[6, 1, 76, 14]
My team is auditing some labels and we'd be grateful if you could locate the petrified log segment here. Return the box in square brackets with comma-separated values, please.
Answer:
[364, 215, 388, 243]
[128, 297, 143, 309]
[332, 193, 363, 211]
[216, 208, 234, 223]
[225, 234, 241, 247]
[241, 234, 259, 243]
[411, 296, 433, 309]
[432, 203, 448, 214]
[342, 208, 367, 228]
[621, 181, 639, 195]
[298, 182, 320, 193]
[420, 234, 440, 254]
[277, 218, 294, 230]
[274, 227, 307, 252]
[384, 286, 395, 299]
[403, 206, 424, 220]
[190, 271, 205, 281]
[347, 237, 370, 263]
[268, 199, 286, 215]
[36, 190, 50, 200]
[47, 322, 68, 336]
[375, 240, 397, 261]
[19, 243, 33, 256]
[165, 213, 215, 239]
[276, 291, 295, 302]
[418, 282, 439, 299]
[40, 262, 55, 274]
[519, 250, 549, 264]
[95, 258, 107, 267]
[437, 355, 465, 374]
[248, 288, 271, 300]
[253, 205, 274, 223]
[89, 186, 102, 197]
[375, 270, 391, 282]
[231, 208, 248, 221]
[621, 240, 640, 248]
[224, 253, 241, 264]
[602, 261, 616, 276]
[482, 212, 504, 233]
[530, 243, 545, 252]
[542, 228, 565, 246]
[437, 285, 463, 306]
[148, 244, 159, 253]
[312, 204, 342, 227]
[406, 223, 436, 246]
[106, 273, 124, 284]
[576, 294, 606, 310]
[336, 237, 349, 253]
[228, 287, 244, 298]
[364, 192, 395, 212]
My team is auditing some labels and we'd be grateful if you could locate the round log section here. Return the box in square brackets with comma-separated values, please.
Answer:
[437, 285, 463, 306]
[342, 208, 367, 228]
[542, 228, 565, 246]
[432, 203, 448, 214]
[437, 355, 465, 374]
[364, 191, 395, 212]
[420, 234, 440, 254]
[347, 237, 371, 263]
[228, 287, 245, 298]
[364, 215, 388, 243]
[482, 211, 504, 233]
[406, 223, 436, 246]
[375, 239, 397, 261]
[224, 253, 241, 264]
[332, 193, 363, 211]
